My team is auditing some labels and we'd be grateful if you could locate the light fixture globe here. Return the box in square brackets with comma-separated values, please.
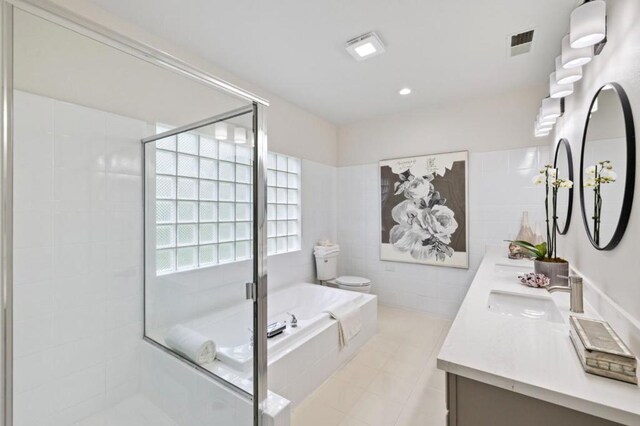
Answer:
[214, 122, 228, 140]
[541, 97, 562, 120]
[550, 72, 574, 99]
[561, 35, 593, 69]
[570, 0, 606, 49]
[555, 56, 582, 85]
[535, 128, 551, 138]
[535, 120, 552, 137]
[538, 110, 556, 126]
[234, 127, 247, 144]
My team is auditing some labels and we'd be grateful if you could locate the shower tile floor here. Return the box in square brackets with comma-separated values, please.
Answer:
[291, 304, 452, 426]
[73, 395, 176, 426]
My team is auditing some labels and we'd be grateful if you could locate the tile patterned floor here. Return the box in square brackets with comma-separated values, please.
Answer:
[292, 304, 452, 426]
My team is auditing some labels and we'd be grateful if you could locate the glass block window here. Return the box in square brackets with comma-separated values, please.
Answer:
[266, 152, 301, 255]
[154, 125, 301, 274]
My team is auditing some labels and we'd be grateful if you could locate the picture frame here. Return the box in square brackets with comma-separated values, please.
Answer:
[379, 151, 469, 268]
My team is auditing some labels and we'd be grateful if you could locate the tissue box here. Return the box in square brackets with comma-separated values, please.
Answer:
[569, 316, 637, 385]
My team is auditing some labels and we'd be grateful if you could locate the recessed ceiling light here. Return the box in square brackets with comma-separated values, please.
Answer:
[398, 88, 412, 96]
[354, 42, 376, 58]
[345, 32, 385, 61]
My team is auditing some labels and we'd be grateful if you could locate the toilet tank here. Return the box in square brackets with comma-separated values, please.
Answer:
[314, 251, 339, 281]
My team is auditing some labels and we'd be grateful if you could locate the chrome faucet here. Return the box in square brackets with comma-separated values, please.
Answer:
[547, 275, 584, 314]
[287, 312, 298, 328]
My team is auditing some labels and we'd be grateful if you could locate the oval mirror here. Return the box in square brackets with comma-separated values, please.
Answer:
[580, 83, 636, 250]
[554, 139, 574, 235]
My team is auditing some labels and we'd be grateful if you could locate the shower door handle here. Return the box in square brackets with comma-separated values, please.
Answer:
[245, 282, 257, 301]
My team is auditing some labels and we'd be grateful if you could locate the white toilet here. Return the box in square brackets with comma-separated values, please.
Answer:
[314, 245, 371, 293]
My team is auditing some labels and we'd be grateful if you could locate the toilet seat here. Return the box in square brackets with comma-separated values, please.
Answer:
[336, 275, 371, 287]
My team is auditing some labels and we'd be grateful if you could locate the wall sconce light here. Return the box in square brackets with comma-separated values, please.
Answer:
[555, 56, 582, 84]
[234, 127, 247, 144]
[214, 122, 228, 140]
[570, 0, 606, 49]
[561, 35, 593, 69]
[538, 111, 556, 127]
[541, 97, 563, 121]
[550, 72, 574, 98]
[535, 121, 552, 137]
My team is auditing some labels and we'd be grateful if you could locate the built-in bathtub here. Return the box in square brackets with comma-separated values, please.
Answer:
[150, 283, 378, 408]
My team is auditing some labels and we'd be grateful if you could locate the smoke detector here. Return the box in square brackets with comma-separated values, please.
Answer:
[509, 29, 535, 57]
[345, 32, 386, 61]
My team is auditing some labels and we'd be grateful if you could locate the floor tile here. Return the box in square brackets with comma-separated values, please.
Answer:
[350, 345, 392, 369]
[339, 416, 370, 426]
[292, 400, 347, 426]
[348, 392, 404, 426]
[333, 358, 380, 389]
[311, 376, 367, 412]
[367, 372, 415, 404]
[295, 303, 452, 426]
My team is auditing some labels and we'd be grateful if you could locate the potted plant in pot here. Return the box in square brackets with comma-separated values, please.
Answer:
[584, 160, 616, 246]
[511, 165, 573, 285]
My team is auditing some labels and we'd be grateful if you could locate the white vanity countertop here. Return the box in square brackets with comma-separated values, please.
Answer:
[437, 247, 640, 425]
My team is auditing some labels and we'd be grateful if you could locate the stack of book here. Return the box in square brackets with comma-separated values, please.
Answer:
[569, 316, 637, 385]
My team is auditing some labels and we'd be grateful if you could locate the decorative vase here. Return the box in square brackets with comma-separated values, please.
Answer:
[509, 212, 536, 259]
[534, 259, 569, 286]
[533, 222, 545, 245]
[516, 211, 535, 242]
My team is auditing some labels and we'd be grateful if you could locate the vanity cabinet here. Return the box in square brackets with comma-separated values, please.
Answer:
[445, 373, 622, 426]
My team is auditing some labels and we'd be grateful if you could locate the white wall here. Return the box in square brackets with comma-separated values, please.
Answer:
[47, 0, 339, 167]
[335, 82, 552, 318]
[337, 147, 548, 318]
[14, 88, 326, 425]
[13, 90, 146, 425]
[337, 85, 548, 167]
[553, 0, 640, 328]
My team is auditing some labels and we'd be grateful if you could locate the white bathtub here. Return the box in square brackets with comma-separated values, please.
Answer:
[184, 283, 373, 369]
[151, 283, 377, 406]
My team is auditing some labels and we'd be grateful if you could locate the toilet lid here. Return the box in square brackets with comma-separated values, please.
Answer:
[336, 276, 371, 287]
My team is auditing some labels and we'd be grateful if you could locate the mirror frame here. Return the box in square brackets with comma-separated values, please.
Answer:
[553, 138, 574, 235]
[579, 82, 636, 251]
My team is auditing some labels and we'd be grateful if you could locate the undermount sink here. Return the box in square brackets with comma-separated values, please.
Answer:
[494, 263, 533, 275]
[487, 290, 564, 323]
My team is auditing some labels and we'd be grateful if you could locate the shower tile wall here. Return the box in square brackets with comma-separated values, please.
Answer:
[13, 90, 145, 425]
[12, 90, 337, 425]
[337, 146, 549, 318]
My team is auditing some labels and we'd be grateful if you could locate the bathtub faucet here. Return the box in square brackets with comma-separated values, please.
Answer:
[287, 312, 298, 328]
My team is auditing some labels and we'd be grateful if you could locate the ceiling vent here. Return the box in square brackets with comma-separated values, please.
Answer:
[509, 29, 535, 57]
[345, 32, 386, 61]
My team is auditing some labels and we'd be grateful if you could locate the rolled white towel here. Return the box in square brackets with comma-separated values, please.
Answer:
[165, 325, 216, 365]
[314, 244, 340, 257]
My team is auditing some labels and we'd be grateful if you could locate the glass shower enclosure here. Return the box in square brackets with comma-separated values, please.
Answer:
[142, 105, 269, 423]
[0, 1, 269, 425]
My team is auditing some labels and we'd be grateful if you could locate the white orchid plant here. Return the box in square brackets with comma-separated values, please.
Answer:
[584, 160, 616, 245]
[511, 165, 573, 261]
[389, 166, 459, 262]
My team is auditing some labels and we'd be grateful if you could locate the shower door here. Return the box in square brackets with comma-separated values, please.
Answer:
[3, 2, 269, 425]
[142, 105, 268, 425]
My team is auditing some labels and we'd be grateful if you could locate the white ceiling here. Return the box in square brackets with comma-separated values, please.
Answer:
[85, 0, 580, 124]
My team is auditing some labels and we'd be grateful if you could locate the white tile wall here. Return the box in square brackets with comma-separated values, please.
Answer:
[14, 90, 334, 425]
[13, 90, 146, 425]
[337, 146, 550, 318]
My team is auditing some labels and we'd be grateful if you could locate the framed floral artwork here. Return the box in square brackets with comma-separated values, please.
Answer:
[379, 151, 468, 268]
